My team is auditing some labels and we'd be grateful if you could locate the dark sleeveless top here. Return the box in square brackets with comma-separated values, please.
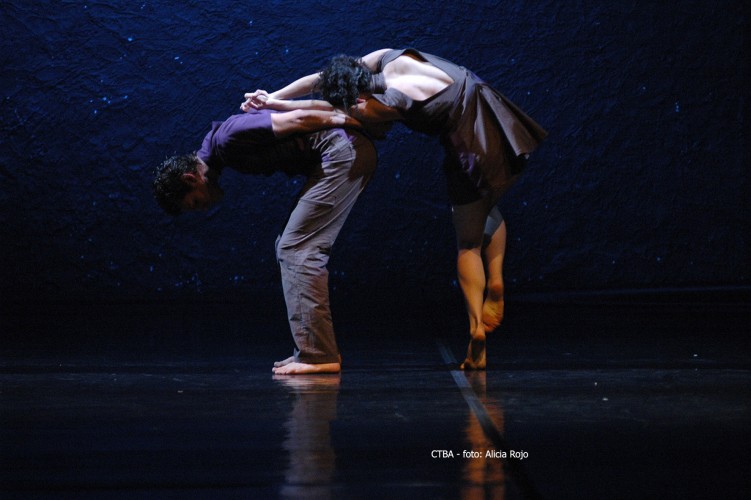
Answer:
[369, 48, 547, 200]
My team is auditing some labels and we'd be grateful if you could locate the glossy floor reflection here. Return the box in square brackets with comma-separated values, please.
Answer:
[2, 298, 750, 498]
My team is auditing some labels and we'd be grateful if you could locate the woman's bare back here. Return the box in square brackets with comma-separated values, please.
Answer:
[382, 53, 454, 102]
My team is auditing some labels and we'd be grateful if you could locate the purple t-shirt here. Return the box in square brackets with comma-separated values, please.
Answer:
[196, 109, 317, 176]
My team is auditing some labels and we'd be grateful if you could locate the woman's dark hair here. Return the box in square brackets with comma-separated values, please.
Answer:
[318, 55, 372, 111]
[152, 153, 199, 216]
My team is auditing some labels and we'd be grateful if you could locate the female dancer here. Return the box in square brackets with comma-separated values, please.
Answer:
[242, 48, 547, 369]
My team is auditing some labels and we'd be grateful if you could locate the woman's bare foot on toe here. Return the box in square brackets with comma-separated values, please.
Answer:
[272, 361, 341, 375]
[460, 326, 487, 370]
[460, 338, 487, 370]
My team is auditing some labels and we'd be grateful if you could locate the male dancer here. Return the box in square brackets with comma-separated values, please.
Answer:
[153, 107, 376, 374]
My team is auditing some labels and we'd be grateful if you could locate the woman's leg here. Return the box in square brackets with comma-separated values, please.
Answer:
[481, 206, 506, 332]
[452, 198, 492, 369]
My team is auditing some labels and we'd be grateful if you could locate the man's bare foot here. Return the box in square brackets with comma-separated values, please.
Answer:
[482, 283, 505, 332]
[274, 354, 342, 369]
[274, 356, 295, 368]
[272, 361, 341, 375]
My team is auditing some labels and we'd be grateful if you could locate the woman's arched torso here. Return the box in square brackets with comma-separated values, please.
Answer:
[370, 49, 466, 135]
[366, 48, 548, 203]
[380, 52, 455, 102]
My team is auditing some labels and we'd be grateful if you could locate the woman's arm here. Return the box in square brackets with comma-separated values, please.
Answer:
[247, 49, 390, 102]
[242, 72, 322, 111]
[270, 73, 322, 99]
[264, 50, 391, 97]
[244, 49, 391, 110]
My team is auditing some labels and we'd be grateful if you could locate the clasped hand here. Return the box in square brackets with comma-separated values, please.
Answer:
[241, 90, 270, 112]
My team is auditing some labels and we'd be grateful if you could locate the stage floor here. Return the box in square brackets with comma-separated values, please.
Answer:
[2, 298, 750, 498]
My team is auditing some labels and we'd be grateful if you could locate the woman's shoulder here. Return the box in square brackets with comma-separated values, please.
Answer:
[361, 49, 397, 71]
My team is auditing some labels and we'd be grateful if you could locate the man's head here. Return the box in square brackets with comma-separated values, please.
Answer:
[153, 153, 224, 215]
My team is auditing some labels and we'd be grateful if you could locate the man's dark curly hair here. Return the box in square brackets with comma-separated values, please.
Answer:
[318, 54, 373, 112]
[153, 153, 200, 216]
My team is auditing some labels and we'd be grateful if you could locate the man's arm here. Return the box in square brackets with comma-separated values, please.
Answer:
[270, 109, 361, 137]
[241, 94, 334, 113]
[243, 93, 401, 124]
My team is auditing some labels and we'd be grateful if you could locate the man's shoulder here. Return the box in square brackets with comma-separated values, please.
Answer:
[217, 111, 276, 142]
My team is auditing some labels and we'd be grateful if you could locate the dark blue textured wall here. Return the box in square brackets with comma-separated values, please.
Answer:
[1, 1, 748, 308]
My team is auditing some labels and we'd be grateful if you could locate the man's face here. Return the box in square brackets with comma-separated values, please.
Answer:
[180, 159, 224, 212]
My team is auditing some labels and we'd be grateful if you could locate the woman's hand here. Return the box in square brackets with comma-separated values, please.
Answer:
[240, 90, 270, 112]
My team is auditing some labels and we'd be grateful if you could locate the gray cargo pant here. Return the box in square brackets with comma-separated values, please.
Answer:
[275, 129, 376, 364]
